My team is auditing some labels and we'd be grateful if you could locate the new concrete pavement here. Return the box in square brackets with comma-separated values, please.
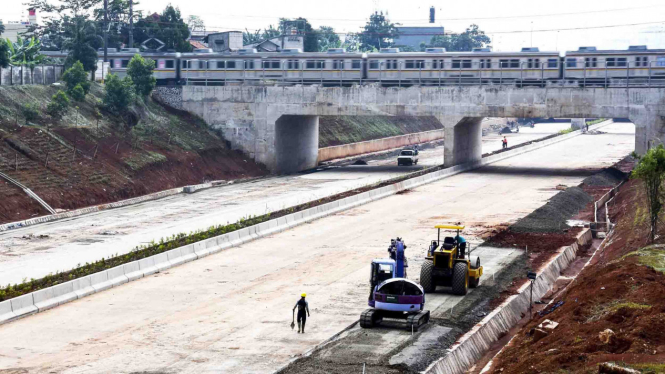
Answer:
[0, 122, 572, 285]
[0, 122, 634, 373]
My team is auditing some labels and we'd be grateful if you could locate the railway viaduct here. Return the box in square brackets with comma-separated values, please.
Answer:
[158, 85, 665, 173]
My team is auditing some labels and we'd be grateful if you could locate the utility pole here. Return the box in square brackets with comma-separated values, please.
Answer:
[103, 0, 109, 62]
[128, 0, 134, 48]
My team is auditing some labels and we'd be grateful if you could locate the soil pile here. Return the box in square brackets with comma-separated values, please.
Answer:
[511, 186, 593, 233]
[0, 84, 267, 224]
[487, 178, 665, 373]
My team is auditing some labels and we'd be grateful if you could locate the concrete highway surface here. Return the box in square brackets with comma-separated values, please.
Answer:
[0, 122, 634, 373]
[0, 122, 572, 285]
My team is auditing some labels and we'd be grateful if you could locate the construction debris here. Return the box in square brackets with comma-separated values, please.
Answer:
[598, 362, 640, 374]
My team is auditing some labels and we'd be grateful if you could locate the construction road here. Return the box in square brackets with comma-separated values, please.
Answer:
[0, 122, 634, 374]
[0, 122, 571, 285]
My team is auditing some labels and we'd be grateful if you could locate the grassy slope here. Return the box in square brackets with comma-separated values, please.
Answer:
[318, 115, 443, 148]
[0, 84, 267, 224]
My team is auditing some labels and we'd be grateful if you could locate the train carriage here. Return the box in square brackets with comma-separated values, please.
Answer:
[564, 46, 665, 86]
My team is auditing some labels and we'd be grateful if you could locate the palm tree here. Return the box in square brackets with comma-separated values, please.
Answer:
[6, 36, 49, 83]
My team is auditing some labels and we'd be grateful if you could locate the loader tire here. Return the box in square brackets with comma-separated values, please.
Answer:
[452, 262, 468, 296]
[420, 260, 435, 293]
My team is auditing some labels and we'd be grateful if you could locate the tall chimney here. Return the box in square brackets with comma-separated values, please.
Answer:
[429, 6, 435, 23]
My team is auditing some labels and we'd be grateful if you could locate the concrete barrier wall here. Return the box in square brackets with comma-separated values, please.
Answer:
[317, 129, 444, 162]
[0, 122, 608, 326]
[424, 229, 593, 374]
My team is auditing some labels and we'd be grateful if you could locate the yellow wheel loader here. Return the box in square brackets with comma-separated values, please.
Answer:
[420, 225, 483, 295]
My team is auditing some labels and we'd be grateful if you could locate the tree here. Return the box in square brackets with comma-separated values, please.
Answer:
[132, 5, 192, 52]
[427, 24, 491, 52]
[103, 73, 135, 114]
[0, 39, 10, 68]
[632, 145, 665, 242]
[0, 21, 5, 36]
[243, 29, 262, 45]
[358, 12, 399, 52]
[186, 15, 205, 35]
[63, 16, 100, 72]
[93, 0, 140, 49]
[341, 33, 361, 52]
[70, 84, 86, 101]
[315, 26, 341, 52]
[47, 90, 70, 120]
[27, 0, 101, 50]
[126, 54, 155, 96]
[62, 61, 91, 94]
[6, 36, 48, 66]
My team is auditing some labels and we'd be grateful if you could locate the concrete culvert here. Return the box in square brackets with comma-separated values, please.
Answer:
[353, 159, 368, 165]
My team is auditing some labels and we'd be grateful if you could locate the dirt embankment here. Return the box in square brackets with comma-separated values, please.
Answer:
[318, 116, 443, 148]
[488, 167, 665, 373]
[0, 84, 267, 224]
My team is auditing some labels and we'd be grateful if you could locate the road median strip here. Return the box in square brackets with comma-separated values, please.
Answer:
[0, 121, 611, 325]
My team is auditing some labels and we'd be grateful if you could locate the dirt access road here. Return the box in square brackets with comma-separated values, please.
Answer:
[0, 122, 572, 285]
[0, 122, 634, 374]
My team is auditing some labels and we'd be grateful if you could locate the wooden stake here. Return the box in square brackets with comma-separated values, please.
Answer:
[93, 144, 98, 159]
[115, 142, 120, 154]
[15, 153, 18, 171]
[45, 152, 49, 167]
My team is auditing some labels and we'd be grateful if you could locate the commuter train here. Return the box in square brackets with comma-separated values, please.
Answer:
[43, 45, 665, 87]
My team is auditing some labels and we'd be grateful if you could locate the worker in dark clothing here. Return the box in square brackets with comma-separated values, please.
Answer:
[293, 293, 311, 333]
[388, 239, 397, 260]
[428, 240, 439, 256]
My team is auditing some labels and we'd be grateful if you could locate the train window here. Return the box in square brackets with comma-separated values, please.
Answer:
[405, 60, 415, 69]
[306, 60, 325, 69]
[452, 60, 461, 69]
[510, 59, 520, 68]
[547, 59, 558, 68]
[566, 58, 577, 68]
[369, 60, 379, 69]
[584, 58, 597, 68]
[228, 61, 237, 69]
[287, 60, 300, 69]
[165, 60, 174, 69]
[479, 59, 491, 69]
[462, 60, 471, 69]
[198, 61, 207, 69]
[433, 60, 443, 69]
[352, 60, 361, 69]
[121, 59, 129, 68]
[244, 60, 255, 69]
[617, 58, 627, 67]
[499, 59, 508, 68]
[534, 59, 540, 68]
[108, 59, 115, 68]
[657, 57, 665, 67]
[606, 58, 616, 67]
[332, 60, 344, 70]
[217, 61, 225, 69]
[635, 56, 648, 67]
[263, 60, 281, 69]
[388, 60, 398, 69]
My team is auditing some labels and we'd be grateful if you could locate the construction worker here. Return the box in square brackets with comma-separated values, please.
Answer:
[293, 293, 311, 333]
[388, 238, 397, 260]
[456, 234, 467, 258]
[502, 136, 508, 149]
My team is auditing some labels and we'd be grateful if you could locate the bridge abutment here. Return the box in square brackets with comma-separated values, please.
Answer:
[444, 117, 483, 167]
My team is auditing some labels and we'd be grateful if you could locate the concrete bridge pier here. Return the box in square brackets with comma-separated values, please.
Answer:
[444, 117, 483, 168]
[274, 115, 319, 173]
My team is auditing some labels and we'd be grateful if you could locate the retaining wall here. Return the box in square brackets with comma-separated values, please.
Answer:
[0, 123, 606, 326]
[317, 129, 444, 162]
[424, 229, 593, 374]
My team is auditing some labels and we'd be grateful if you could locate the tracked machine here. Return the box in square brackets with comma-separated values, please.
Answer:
[360, 238, 430, 331]
[420, 225, 483, 295]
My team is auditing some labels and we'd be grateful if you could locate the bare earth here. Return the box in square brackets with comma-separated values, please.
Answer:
[0, 122, 634, 373]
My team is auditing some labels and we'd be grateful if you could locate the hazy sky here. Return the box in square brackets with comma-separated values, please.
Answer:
[3, 0, 665, 52]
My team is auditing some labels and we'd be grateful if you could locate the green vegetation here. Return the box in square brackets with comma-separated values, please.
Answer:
[70, 84, 85, 102]
[124, 150, 167, 171]
[425, 25, 491, 52]
[628, 363, 665, 374]
[632, 145, 665, 242]
[46, 90, 70, 120]
[587, 300, 651, 322]
[133, 5, 193, 52]
[558, 128, 575, 135]
[6, 36, 48, 67]
[623, 245, 665, 273]
[21, 103, 40, 123]
[126, 54, 156, 97]
[319, 115, 442, 147]
[586, 118, 606, 126]
[0, 214, 273, 302]
[62, 61, 91, 95]
[0, 39, 9, 68]
[358, 12, 399, 52]
[103, 74, 135, 114]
